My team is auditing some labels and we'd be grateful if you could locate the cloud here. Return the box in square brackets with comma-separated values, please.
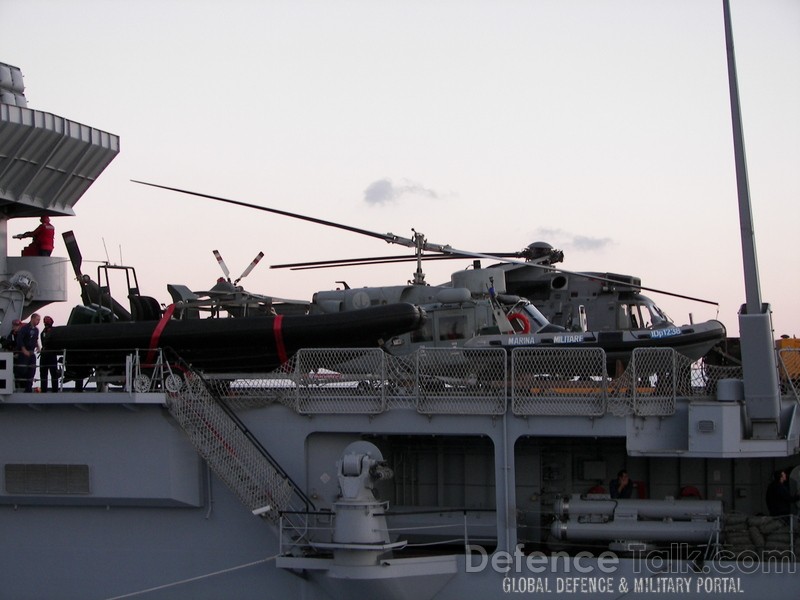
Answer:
[364, 179, 395, 204]
[571, 235, 613, 251]
[534, 227, 566, 240]
[363, 178, 439, 205]
[532, 227, 613, 251]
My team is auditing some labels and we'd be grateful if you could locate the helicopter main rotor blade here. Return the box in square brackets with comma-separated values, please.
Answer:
[134, 180, 718, 307]
[212, 250, 231, 280]
[132, 180, 411, 247]
[235, 251, 265, 284]
[272, 254, 420, 269]
[132, 180, 527, 259]
[271, 252, 520, 270]
[132, 180, 512, 261]
[286, 256, 461, 270]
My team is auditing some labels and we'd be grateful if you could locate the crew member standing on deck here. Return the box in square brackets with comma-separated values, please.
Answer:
[39, 315, 59, 392]
[13, 216, 55, 256]
[14, 313, 41, 392]
[2, 319, 21, 351]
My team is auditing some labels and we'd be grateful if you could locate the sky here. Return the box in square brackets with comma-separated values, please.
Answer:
[2, 0, 799, 337]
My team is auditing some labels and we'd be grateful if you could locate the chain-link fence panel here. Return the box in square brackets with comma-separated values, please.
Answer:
[511, 348, 607, 416]
[293, 348, 387, 414]
[606, 363, 635, 417]
[607, 350, 685, 417]
[384, 354, 419, 410]
[628, 348, 678, 416]
[415, 348, 507, 415]
[695, 362, 744, 400]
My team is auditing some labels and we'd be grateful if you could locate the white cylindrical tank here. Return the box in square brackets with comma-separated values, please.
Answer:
[551, 518, 719, 543]
[554, 494, 723, 520]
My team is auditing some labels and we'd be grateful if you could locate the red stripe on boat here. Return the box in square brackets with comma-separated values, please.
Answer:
[146, 303, 176, 365]
[273, 315, 288, 364]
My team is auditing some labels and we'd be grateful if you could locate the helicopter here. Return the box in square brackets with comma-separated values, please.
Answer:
[130, 181, 726, 373]
[273, 239, 705, 335]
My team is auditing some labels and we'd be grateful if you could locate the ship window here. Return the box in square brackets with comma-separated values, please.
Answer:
[4, 464, 90, 495]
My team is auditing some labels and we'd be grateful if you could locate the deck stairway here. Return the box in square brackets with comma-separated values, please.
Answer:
[166, 367, 314, 525]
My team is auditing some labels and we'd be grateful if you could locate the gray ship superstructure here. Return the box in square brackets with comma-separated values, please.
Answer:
[3, 4, 800, 597]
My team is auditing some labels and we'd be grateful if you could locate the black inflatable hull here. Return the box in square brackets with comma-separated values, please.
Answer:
[46, 303, 426, 374]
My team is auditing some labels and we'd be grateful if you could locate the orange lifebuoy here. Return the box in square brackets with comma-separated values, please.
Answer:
[507, 312, 531, 334]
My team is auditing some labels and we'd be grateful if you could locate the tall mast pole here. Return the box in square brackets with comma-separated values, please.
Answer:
[723, 0, 761, 313]
[722, 0, 780, 439]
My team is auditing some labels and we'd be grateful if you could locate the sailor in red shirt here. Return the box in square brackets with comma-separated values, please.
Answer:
[14, 216, 55, 256]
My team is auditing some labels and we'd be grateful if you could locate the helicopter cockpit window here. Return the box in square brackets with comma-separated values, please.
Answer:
[438, 316, 467, 341]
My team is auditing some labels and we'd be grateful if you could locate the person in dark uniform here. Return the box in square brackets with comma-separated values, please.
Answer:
[766, 470, 799, 518]
[39, 315, 59, 392]
[610, 469, 633, 499]
[15, 313, 40, 392]
[2, 319, 21, 351]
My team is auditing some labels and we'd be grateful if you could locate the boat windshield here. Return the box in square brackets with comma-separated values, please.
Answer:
[648, 301, 672, 327]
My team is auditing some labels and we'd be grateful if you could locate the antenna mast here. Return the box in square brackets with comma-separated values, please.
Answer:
[723, 0, 761, 313]
[722, 0, 780, 439]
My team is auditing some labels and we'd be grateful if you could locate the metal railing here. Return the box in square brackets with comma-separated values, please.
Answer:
[278, 508, 497, 558]
[34, 346, 793, 419]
